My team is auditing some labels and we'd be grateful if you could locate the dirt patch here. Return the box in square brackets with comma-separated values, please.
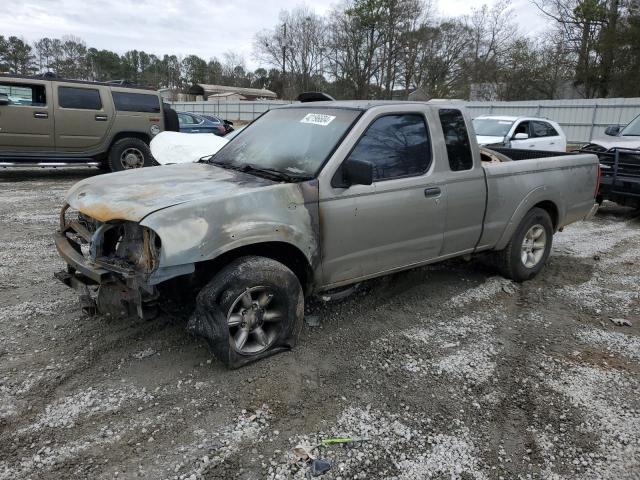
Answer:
[0, 170, 639, 479]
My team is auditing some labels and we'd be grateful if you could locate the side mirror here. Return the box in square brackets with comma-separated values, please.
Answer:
[0, 93, 9, 105]
[513, 132, 529, 140]
[605, 125, 622, 136]
[343, 159, 374, 186]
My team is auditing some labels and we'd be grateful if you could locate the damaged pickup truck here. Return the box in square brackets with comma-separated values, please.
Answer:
[54, 100, 600, 367]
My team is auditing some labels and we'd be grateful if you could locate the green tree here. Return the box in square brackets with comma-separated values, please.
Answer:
[182, 55, 208, 85]
[0, 36, 7, 72]
[3, 36, 35, 74]
[252, 67, 269, 88]
[86, 48, 122, 81]
[205, 59, 223, 84]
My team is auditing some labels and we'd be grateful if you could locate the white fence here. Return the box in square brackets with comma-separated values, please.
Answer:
[171, 101, 292, 123]
[172, 97, 640, 143]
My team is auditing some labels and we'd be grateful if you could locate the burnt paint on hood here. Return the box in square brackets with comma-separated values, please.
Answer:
[65, 163, 275, 222]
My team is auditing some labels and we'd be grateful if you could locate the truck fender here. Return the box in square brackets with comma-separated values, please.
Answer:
[494, 186, 563, 251]
[199, 232, 315, 268]
[142, 215, 317, 270]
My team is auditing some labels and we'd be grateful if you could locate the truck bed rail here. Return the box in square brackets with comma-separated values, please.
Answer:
[487, 147, 575, 161]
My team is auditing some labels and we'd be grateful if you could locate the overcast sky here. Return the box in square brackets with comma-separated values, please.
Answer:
[5, 0, 549, 68]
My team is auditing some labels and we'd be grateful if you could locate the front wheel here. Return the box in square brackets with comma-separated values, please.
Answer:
[108, 138, 154, 172]
[190, 256, 304, 368]
[493, 207, 553, 282]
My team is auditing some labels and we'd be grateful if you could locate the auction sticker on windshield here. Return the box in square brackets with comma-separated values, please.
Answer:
[300, 113, 336, 126]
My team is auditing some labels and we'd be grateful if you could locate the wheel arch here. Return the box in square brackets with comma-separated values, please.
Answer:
[194, 241, 315, 295]
[495, 188, 562, 251]
[109, 131, 151, 149]
[533, 200, 559, 230]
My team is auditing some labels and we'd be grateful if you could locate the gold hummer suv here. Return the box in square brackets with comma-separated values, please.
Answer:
[0, 73, 177, 171]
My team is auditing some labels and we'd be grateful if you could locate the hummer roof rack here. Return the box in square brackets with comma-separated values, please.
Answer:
[0, 73, 156, 91]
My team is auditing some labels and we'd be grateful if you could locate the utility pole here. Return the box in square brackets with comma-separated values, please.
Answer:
[282, 22, 287, 99]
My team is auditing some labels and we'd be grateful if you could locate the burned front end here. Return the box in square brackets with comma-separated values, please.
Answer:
[54, 204, 162, 319]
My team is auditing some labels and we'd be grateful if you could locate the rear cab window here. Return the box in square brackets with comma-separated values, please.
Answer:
[112, 92, 160, 113]
[0, 82, 46, 106]
[58, 86, 102, 110]
[347, 114, 432, 181]
[438, 109, 473, 171]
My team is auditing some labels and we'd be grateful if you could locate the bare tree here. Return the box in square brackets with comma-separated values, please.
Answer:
[254, 6, 328, 97]
[410, 20, 473, 98]
[326, 0, 387, 98]
[464, 0, 517, 96]
[531, 0, 628, 97]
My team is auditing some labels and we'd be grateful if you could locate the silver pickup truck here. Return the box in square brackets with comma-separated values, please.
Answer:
[54, 100, 599, 367]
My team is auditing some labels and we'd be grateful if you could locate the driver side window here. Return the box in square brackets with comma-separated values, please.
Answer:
[346, 114, 432, 181]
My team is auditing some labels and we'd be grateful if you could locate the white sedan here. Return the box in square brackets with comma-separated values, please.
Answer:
[472, 115, 567, 152]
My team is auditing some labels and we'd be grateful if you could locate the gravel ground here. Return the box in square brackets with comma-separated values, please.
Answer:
[0, 168, 639, 480]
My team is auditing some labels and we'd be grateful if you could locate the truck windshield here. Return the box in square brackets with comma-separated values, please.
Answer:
[472, 118, 514, 137]
[210, 108, 361, 179]
[620, 114, 640, 136]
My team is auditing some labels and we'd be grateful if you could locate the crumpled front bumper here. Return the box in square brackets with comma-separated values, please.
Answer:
[53, 206, 158, 319]
[54, 231, 113, 285]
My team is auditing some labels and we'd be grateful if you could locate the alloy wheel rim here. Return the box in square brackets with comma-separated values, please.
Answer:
[521, 224, 546, 268]
[226, 286, 283, 354]
[120, 147, 144, 169]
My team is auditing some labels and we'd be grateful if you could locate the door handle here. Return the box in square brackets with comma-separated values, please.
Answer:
[95, 115, 108, 121]
[33, 112, 48, 119]
[424, 187, 441, 197]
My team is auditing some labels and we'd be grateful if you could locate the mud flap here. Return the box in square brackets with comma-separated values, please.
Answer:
[186, 289, 297, 370]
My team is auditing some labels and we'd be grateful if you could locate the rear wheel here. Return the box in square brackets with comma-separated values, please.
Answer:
[494, 207, 553, 282]
[108, 137, 154, 172]
[192, 256, 304, 368]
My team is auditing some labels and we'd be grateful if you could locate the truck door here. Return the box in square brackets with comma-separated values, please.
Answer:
[437, 108, 487, 256]
[319, 111, 446, 286]
[0, 79, 54, 151]
[53, 84, 113, 151]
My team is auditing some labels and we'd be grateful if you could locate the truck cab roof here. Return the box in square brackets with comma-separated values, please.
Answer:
[281, 99, 466, 111]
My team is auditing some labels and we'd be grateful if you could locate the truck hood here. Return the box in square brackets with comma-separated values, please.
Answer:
[589, 136, 640, 150]
[65, 163, 276, 222]
[476, 135, 505, 146]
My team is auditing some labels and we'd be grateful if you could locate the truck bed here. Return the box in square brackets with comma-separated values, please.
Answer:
[477, 148, 599, 251]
